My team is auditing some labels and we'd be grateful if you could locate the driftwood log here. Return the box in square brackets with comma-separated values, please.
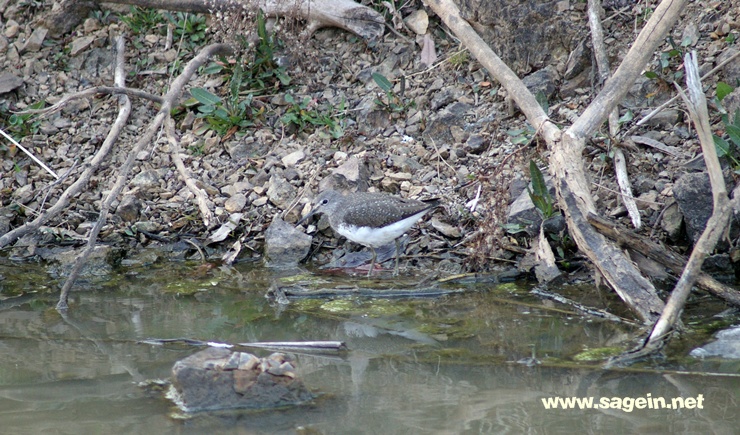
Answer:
[45, 0, 385, 41]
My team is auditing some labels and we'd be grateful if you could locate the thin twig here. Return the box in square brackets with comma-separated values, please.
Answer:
[0, 37, 132, 249]
[0, 128, 59, 180]
[165, 116, 214, 228]
[21, 86, 163, 117]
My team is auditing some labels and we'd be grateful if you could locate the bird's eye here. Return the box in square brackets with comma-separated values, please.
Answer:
[321, 199, 328, 205]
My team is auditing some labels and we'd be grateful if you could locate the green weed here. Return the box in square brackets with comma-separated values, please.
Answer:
[527, 160, 556, 219]
[281, 95, 345, 139]
[643, 36, 693, 83]
[184, 11, 290, 138]
[0, 100, 45, 142]
[119, 6, 166, 35]
[189, 63, 255, 137]
[506, 124, 536, 145]
[372, 72, 415, 113]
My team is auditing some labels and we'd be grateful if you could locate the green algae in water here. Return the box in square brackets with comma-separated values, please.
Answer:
[319, 298, 412, 316]
[418, 318, 477, 340]
[573, 347, 623, 362]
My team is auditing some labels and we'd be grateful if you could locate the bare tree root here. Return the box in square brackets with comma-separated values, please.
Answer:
[0, 37, 132, 249]
[48, 0, 385, 41]
[21, 87, 163, 117]
[164, 116, 215, 227]
[56, 42, 233, 312]
[425, 0, 691, 322]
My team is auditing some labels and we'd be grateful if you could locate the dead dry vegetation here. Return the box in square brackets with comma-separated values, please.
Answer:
[1, 0, 740, 361]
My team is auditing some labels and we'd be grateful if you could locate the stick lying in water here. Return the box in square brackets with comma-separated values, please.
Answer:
[139, 338, 347, 353]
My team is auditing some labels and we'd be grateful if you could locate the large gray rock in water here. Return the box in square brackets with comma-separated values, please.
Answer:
[170, 348, 313, 413]
[264, 218, 312, 266]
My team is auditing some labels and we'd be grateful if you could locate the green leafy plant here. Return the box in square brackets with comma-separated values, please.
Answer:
[506, 124, 536, 145]
[167, 12, 208, 50]
[448, 50, 469, 70]
[527, 160, 556, 219]
[245, 10, 291, 90]
[0, 100, 45, 141]
[183, 11, 292, 138]
[714, 110, 740, 171]
[119, 6, 167, 35]
[281, 95, 345, 138]
[643, 36, 693, 83]
[372, 72, 415, 113]
[189, 63, 255, 136]
[712, 82, 740, 171]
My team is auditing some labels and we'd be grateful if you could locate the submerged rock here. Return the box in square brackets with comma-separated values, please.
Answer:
[169, 347, 314, 413]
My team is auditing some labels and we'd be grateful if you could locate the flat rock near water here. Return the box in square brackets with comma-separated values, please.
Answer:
[169, 348, 314, 412]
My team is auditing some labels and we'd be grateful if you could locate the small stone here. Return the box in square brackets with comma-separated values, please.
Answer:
[267, 174, 296, 209]
[83, 18, 101, 33]
[21, 27, 47, 52]
[116, 194, 140, 222]
[431, 217, 461, 238]
[405, 9, 429, 35]
[69, 35, 95, 57]
[465, 135, 487, 154]
[387, 172, 413, 180]
[281, 149, 305, 167]
[661, 202, 682, 240]
[224, 193, 247, 213]
[4, 20, 19, 38]
[0, 72, 23, 94]
[130, 169, 160, 188]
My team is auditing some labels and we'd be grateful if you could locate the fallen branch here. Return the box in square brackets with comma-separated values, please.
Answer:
[20, 86, 163, 117]
[588, 0, 640, 229]
[0, 37, 132, 249]
[587, 212, 740, 307]
[646, 52, 733, 345]
[165, 116, 214, 228]
[0, 128, 59, 180]
[139, 337, 348, 353]
[56, 42, 233, 311]
[530, 286, 639, 325]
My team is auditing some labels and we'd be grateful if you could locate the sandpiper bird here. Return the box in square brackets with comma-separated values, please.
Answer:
[297, 189, 440, 276]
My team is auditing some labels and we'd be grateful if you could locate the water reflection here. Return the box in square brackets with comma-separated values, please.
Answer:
[0, 260, 738, 433]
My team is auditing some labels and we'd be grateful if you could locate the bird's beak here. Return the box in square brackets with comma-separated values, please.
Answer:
[296, 208, 316, 226]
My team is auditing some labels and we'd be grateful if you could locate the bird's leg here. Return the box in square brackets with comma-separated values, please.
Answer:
[367, 247, 377, 277]
[393, 238, 401, 276]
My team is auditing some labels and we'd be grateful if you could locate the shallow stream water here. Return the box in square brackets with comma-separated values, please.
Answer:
[1, 258, 738, 434]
